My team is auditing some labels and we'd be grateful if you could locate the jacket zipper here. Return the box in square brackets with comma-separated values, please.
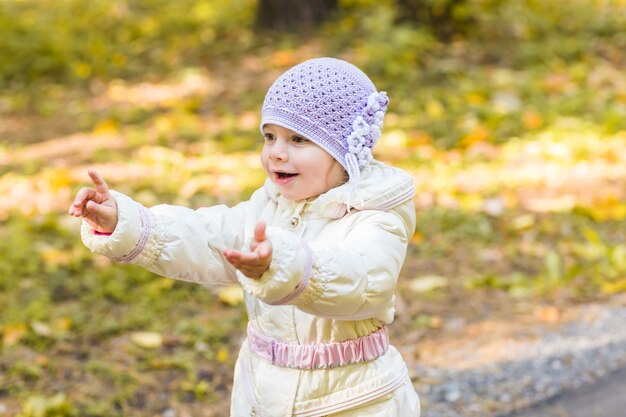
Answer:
[289, 200, 308, 346]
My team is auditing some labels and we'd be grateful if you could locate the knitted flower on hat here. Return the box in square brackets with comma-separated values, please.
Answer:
[260, 57, 388, 184]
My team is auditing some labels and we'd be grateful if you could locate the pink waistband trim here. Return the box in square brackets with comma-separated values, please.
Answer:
[247, 324, 389, 369]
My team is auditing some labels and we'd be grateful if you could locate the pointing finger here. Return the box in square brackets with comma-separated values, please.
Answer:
[88, 170, 110, 196]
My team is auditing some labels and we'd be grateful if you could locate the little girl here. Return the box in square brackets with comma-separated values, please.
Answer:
[69, 58, 420, 417]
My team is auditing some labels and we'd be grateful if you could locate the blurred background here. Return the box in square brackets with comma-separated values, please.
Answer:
[0, 0, 625, 416]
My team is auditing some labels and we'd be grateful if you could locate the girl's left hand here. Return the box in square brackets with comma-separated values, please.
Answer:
[223, 222, 273, 279]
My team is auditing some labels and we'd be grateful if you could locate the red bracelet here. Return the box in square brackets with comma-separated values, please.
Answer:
[94, 230, 113, 236]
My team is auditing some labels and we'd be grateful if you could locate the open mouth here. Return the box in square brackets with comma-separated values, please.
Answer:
[276, 172, 298, 179]
[274, 171, 298, 184]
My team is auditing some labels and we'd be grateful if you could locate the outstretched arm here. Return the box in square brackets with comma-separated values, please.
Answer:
[71, 170, 254, 286]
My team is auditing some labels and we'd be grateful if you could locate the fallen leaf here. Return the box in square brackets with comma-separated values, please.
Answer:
[271, 50, 299, 67]
[461, 126, 490, 146]
[31, 321, 53, 337]
[535, 306, 560, 323]
[510, 214, 535, 231]
[2, 323, 28, 346]
[35, 355, 50, 366]
[522, 110, 543, 129]
[411, 231, 423, 245]
[217, 285, 244, 306]
[131, 332, 163, 349]
[426, 99, 444, 119]
[216, 348, 229, 363]
[408, 275, 449, 294]
[541, 73, 574, 94]
[601, 278, 626, 294]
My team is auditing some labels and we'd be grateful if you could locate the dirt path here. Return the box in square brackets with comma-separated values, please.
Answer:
[408, 296, 626, 417]
[505, 366, 626, 417]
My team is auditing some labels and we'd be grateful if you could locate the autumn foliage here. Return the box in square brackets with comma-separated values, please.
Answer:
[0, 1, 625, 416]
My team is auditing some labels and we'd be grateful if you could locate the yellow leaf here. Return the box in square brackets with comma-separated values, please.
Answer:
[54, 318, 72, 332]
[216, 348, 229, 363]
[131, 332, 163, 349]
[411, 231, 423, 245]
[466, 92, 486, 105]
[50, 168, 73, 190]
[407, 131, 433, 147]
[112, 53, 127, 67]
[73, 62, 92, 78]
[217, 285, 244, 307]
[93, 119, 119, 135]
[271, 50, 299, 67]
[2, 323, 28, 346]
[602, 278, 626, 294]
[426, 99, 444, 119]
[461, 126, 490, 146]
[584, 195, 626, 221]
[40, 248, 72, 267]
[502, 190, 519, 209]
[522, 110, 543, 129]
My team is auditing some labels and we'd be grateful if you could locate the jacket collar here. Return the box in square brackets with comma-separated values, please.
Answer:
[263, 161, 415, 219]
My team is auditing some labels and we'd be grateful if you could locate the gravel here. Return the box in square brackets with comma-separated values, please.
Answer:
[412, 303, 626, 417]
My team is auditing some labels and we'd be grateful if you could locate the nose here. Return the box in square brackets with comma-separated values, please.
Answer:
[268, 139, 288, 161]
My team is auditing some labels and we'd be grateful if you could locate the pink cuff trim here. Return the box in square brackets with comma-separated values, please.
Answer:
[268, 240, 313, 306]
[94, 230, 112, 236]
[112, 205, 152, 263]
[247, 324, 388, 369]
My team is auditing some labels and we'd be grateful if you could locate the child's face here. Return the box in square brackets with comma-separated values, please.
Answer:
[261, 124, 347, 201]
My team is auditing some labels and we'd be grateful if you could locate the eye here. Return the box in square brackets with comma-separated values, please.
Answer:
[292, 135, 309, 144]
[263, 133, 275, 142]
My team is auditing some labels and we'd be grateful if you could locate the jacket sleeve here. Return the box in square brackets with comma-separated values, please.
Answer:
[81, 190, 249, 286]
[237, 200, 416, 322]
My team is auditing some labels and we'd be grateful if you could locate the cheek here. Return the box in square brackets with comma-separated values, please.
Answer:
[260, 148, 270, 172]
[327, 163, 347, 188]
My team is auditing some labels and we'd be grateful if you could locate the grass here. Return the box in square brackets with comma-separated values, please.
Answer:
[1, 0, 625, 415]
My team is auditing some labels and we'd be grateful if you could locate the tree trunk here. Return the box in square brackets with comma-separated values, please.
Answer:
[255, 0, 338, 33]
[396, 0, 469, 41]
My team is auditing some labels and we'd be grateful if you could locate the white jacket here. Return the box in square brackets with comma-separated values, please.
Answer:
[82, 161, 419, 416]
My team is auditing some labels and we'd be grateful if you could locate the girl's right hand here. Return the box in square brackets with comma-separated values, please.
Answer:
[68, 170, 119, 234]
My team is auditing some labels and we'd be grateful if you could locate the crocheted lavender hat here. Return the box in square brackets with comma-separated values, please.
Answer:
[260, 57, 389, 184]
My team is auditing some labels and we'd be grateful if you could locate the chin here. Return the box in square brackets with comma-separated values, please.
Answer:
[280, 190, 312, 201]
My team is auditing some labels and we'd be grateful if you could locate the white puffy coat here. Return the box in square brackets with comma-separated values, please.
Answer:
[82, 160, 420, 417]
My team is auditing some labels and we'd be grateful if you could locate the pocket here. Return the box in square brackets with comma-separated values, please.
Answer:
[237, 342, 301, 417]
[240, 358, 265, 417]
